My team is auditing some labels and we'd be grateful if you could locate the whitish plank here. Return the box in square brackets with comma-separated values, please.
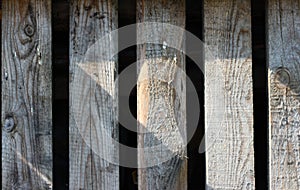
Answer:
[137, 0, 187, 189]
[268, 0, 300, 189]
[69, 0, 119, 189]
[204, 0, 255, 189]
[2, 0, 52, 189]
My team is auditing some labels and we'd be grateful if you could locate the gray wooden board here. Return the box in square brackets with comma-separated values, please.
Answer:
[204, 0, 255, 189]
[268, 0, 300, 189]
[137, 0, 187, 189]
[69, 0, 119, 189]
[2, 0, 52, 189]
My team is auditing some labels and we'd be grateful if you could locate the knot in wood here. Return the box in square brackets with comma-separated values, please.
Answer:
[24, 24, 35, 37]
[3, 114, 16, 133]
[275, 68, 290, 89]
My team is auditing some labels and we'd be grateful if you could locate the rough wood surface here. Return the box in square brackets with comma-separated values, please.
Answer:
[69, 0, 119, 189]
[1, 0, 52, 189]
[137, 0, 187, 189]
[268, 0, 300, 189]
[204, 0, 255, 189]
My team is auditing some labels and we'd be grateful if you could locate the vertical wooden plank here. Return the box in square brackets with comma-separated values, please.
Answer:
[69, 0, 119, 189]
[2, 0, 52, 189]
[137, 0, 187, 189]
[204, 0, 255, 189]
[268, 0, 300, 189]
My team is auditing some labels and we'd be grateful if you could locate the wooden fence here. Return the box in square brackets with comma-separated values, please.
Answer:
[1, 0, 300, 189]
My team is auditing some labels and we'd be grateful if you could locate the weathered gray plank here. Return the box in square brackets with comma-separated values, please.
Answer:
[204, 0, 255, 189]
[268, 0, 300, 189]
[69, 0, 119, 189]
[137, 0, 187, 189]
[2, 0, 52, 189]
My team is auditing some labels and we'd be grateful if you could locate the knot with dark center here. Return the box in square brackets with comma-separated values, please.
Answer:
[24, 24, 35, 37]
[3, 115, 16, 133]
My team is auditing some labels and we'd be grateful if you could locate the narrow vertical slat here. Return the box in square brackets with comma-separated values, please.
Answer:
[137, 0, 187, 189]
[69, 0, 119, 189]
[268, 0, 300, 189]
[2, 0, 52, 189]
[204, 0, 255, 189]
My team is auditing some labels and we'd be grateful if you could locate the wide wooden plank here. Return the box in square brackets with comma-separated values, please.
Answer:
[1, 0, 52, 189]
[204, 0, 255, 189]
[69, 0, 119, 189]
[267, 0, 300, 189]
[137, 0, 187, 189]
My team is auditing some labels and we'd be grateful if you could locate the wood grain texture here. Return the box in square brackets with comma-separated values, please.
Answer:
[204, 0, 255, 189]
[137, 0, 187, 189]
[1, 0, 52, 189]
[69, 0, 119, 189]
[267, 0, 300, 189]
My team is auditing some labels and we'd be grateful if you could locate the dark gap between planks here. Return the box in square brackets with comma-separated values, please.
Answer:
[52, 0, 69, 189]
[118, 0, 138, 190]
[186, 0, 206, 189]
[252, 0, 268, 189]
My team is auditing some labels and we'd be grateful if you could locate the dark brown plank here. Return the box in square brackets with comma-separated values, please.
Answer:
[2, 0, 52, 189]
